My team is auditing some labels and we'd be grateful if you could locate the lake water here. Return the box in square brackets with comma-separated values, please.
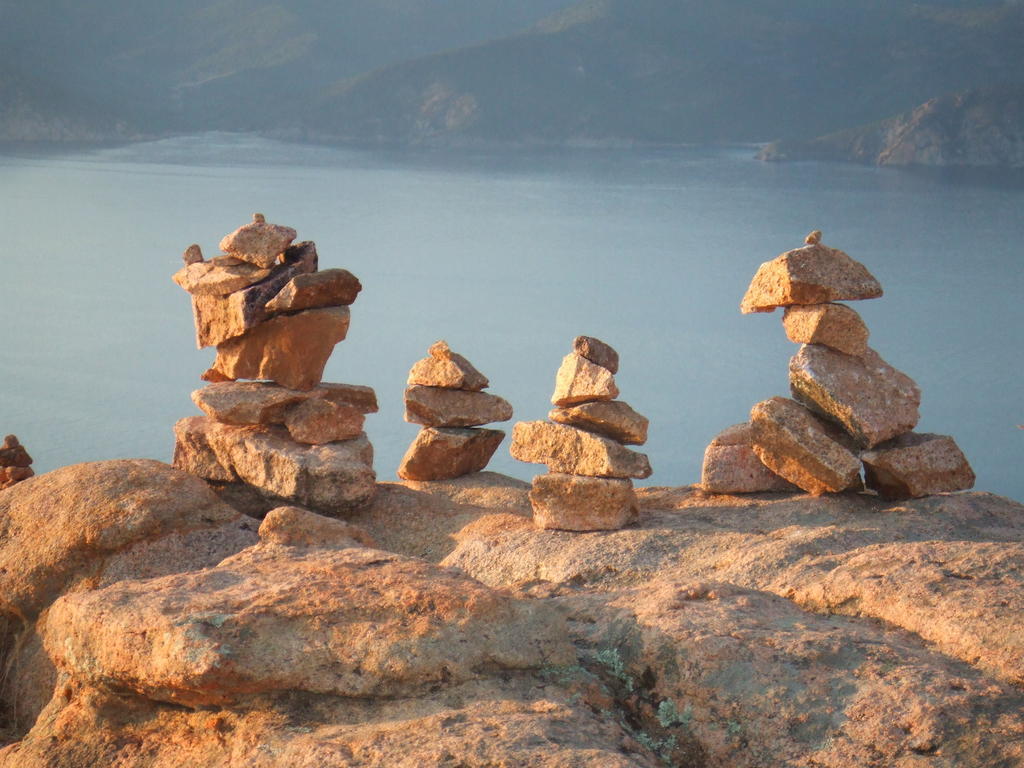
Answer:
[2, 134, 1022, 500]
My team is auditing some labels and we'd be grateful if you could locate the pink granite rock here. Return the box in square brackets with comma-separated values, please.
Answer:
[397, 427, 505, 481]
[782, 303, 869, 356]
[551, 353, 619, 407]
[218, 213, 297, 269]
[284, 399, 365, 445]
[510, 421, 651, 479]
[529, 473, 638, 531]
[572, 335, 619, 374]
[701, 423, 798, 494]
[861, 432, 976, 499]
[548, 400, 648, 445]
[407, 341, 489, 391]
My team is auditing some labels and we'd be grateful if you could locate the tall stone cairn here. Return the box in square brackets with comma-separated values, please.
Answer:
[171, 214, 379, 512]
[701, 230, 975, 499]
[397, 341, 512, 480]
[0, 434, 34, 490]
[510, 336, 652, 531]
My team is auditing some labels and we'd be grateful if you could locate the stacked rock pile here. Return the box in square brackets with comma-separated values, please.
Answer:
[510, 336, 651, 530]
[701, 231, 975, 499]
[397, 341, 512, 480]
[0, 434, 33, 490]
[171, 214, 379, 511]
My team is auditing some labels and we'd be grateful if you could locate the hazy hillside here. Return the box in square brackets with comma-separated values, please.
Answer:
[304, 0, 1024, 146]
[759, 85, 1024, 167]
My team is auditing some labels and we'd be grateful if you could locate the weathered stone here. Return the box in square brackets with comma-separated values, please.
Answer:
[700, 423, 798, 493]
[782, 302, 869, 356]
[316, 382, 380, 413]
[173, 416, 376, 510]
[191, 241, 318, 348]
[42, 543, 574, 708]
[209, 306, 350, 391]
[218, 213, 297, 268]
[510, 421, 652, 479]
[192, 382, 307, 425]
[790, 344, 921, 448]
[182, 243, 203, 265]
[749, 397, 862, 494]
[172, 260, 272, 296]
[407, 341, 489, 391]
[397, 427, 505, 481]
[529, 473, 638, 531]
[284, 399, 365, 444]
[740, 242, 883, 313]
[861, 432, 976, 499]
[0, 465, 33, 490]
[265, 268, 362, 313]
[404, 385, 513, 427]
[0, 434, 32, 467]
[573, 335, 619, 374]
[551, 353, 619, 407]
[258, 506, 375, 549]
[548, 400, 648, 445]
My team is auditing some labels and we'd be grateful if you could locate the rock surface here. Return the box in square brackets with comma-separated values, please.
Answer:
[529, 473, 638, 531]
[404, 385, 513, 427]
[284, 399, 365, 444]
[551, 352, 619, 406]
[510, 421, 652, 479]
[173, 416, 376, 510]
[549, 400, 649, 445]
[171, 259, 272, 296]
[218, 214, 297, 269]
[749, 397, 862, 494]
[208, 306, 350, 391]
[264, 268, 362, 313]
[782, 302, 869, 356]
[406, 340, 489, 391]
[740, 243, 883, 314]
[573, 335, 619, 374]
[258, 506, 375, 549]
[700, 422, 798, 493]
[397, 427, 505, 481]
[861, 432, 976, 499]
[790, 344, 921, 448]
[193, 381, 379, 426]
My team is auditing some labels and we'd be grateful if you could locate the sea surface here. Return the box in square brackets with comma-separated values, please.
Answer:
[2, 134, 1022, 499]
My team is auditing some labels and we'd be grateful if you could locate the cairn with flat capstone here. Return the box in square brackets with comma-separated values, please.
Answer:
[510, 336, 651, 531]
[0, 434, 34, 490]
[171, 214, 378, 512]
[397, 341, 512, 481]
[701, 230, 974, 499]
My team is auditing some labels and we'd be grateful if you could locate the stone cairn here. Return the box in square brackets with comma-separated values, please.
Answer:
[510, 336, 652, 530]
[0, 434, 33, 490]
[171, 214, 379, 511]
[701, 230, 975, 500]
[397, 340, 513, 480]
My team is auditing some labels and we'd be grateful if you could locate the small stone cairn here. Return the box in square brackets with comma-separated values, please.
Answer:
[397, 341, 512, 480]
[171, 214, 379, 511]
[510, 336, 652, 530]
[701, 230, 975, 499]
[0, 434, 33, 490]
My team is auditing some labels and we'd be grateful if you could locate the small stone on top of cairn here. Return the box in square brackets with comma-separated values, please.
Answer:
[701, 230, 974, 499]
[0, 434, 34, 490]
[511, 336, 651, 531]
[171, 214, 378, 513]
[397, 341, 512, 481]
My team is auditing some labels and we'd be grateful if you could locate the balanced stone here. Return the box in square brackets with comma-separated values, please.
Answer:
[0, 434, 32, 468]
[529, 473, 638, 531]
[510, 421, 651, 479]
[740, 241, 883, 314]
[182, 244, 204, 265]
[783, 303, 869, 356]
[551, 353, 619, 407]
[284, 399, 365, 445]
[548, 400, 648, 445]
[790, 345, 921, 448]
[749, 397, 862, 495]
[192, 382, 378, 426]
[404, 385, 513, 428]
[701, 423, 797, 494]
[191, 241, 318, 348]
[407, 341, 489, 391]
[573, 335, 619, 374]
[397, 427, 505, 481]
[219, 213, 297, 269]
[207, 306, 350, 391]
[172, 259, 272, 297]
[265, 268, 362, 313]
[0, 466, 34, 490]
[173, 416, 376, 510]
[258, 505, 375, 549]
[861, 432, 976, 500]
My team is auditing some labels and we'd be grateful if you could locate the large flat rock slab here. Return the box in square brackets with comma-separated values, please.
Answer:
[510, 421, 652, 479]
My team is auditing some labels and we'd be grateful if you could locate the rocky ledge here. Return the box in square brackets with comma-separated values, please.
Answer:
[2, 461, 1023, 767]
[759, 85, 1024, 168]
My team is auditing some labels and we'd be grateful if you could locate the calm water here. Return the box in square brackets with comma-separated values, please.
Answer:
[2, 134, 1022, 499]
